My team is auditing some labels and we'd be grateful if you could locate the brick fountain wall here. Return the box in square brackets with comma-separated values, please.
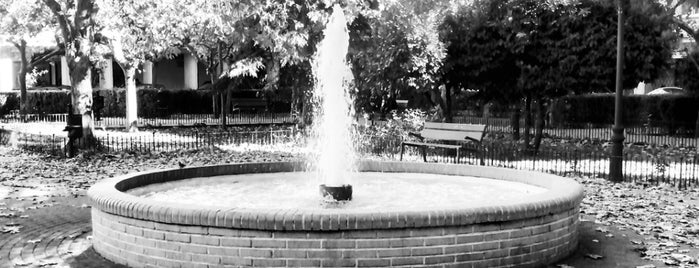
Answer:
[88, 161, 583, 268]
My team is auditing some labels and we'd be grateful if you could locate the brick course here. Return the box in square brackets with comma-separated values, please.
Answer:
[92, 205, 579, 267]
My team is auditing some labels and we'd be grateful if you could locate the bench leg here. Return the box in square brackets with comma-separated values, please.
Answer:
[400, 143, 405, 161]
[421, 146, 427, 162]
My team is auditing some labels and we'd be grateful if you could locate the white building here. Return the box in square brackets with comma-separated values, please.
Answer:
[0, 40, 210, 92]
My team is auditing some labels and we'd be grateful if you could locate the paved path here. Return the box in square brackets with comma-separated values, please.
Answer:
[0, 195, 124, 268]
[0, 195, 669, 268]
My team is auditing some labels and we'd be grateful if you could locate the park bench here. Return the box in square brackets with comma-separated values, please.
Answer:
[400, 122, 487, 165]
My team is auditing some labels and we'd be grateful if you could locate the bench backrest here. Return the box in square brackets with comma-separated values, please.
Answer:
[420, 122, 487, 142]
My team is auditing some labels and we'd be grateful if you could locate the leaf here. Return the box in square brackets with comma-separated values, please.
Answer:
[1, 225, 22, 234]
[585, 254, 604, 260]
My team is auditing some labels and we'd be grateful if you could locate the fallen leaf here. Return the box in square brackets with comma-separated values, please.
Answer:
[585, 254, 604, 260]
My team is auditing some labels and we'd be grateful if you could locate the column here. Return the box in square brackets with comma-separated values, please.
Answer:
[61, 56, 70, 86]
[0, 58, 12, 92]
[184, 53, 197, 89]
[50, 61, 56, 85]
[142, 60, 153, 85]
[99, 59, 113, 89]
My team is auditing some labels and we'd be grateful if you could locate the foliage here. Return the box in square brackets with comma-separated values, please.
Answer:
[675, 51, 699, 91]
[94, 0, 174, 69]
[356, 108, 427, 154]
[349, 0, 472, 114]
[0, 0, 54, 46]
[442, 0, 676, 103]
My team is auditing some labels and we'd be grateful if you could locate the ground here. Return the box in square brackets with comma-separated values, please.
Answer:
[0, 145, 698, 268]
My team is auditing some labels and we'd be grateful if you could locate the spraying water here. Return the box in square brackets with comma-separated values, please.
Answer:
[310, 4, 356, 188]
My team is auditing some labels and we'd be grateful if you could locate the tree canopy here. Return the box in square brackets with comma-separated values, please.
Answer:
[442, 0, 676, 104]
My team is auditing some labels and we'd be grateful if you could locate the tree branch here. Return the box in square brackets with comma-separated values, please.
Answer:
[43, 0, 72, 45]
[674, 16, 699, 42]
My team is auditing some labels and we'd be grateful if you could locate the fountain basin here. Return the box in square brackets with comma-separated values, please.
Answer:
[88, 161, 583, 268]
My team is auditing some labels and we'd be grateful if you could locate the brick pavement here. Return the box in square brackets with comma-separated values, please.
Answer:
[0, 195, 125, 268]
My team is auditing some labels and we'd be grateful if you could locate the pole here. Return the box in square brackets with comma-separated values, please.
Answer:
[610, 0, 626, 182]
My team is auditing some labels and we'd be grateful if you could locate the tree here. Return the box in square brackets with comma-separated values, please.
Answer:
[349, 0, 472, 121]
[150, 0, 319, 126]
[96, 0, 177, 132]
[0, 0, 60, 118]
[442, 0, 676, 152]
[43, 0, 99, 140]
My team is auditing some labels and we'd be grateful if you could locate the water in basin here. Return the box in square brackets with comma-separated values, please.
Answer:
[128, 172, 546, 212]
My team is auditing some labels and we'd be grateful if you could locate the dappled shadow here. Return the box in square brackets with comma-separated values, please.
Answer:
[65, 246, 127, 268]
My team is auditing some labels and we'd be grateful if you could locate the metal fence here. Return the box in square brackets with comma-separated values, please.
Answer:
[0, 128, 299, 155]
[1, 126, 698, 189]
[453, 116, 699, 148]
[0, 112, 295, 128]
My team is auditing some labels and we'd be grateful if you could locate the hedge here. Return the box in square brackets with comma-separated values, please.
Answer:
[0, 88, 291, 117]
[0, 90, 71, 115]
[550, 94, 699, 131]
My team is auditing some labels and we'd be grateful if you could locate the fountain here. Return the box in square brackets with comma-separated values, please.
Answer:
[311, 4, 356, 201]
[88, 5, 583, 268]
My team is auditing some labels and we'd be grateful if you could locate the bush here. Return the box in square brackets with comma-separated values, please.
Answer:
[357, 109, 427, 155]
[1, 88, 293, 118]
[0, 93, 19, 115]
[0, 90, 71, 116]
[96, 88, 217, 117]
[553, 94, 699, 133]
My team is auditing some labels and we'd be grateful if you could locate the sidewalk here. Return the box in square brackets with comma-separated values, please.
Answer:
[0, 191, 671, 268]
[0, 194, 124, 268]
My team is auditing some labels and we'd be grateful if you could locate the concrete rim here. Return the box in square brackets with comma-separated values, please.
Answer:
[87, 161, 584, 231]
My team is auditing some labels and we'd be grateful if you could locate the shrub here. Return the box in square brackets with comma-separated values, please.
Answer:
[2, 88, 292, 118]
[554, 94, 699, 133]
[357, 109, 427, 155]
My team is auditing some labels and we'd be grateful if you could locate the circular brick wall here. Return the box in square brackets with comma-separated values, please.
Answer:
[88, 161, 584, 268]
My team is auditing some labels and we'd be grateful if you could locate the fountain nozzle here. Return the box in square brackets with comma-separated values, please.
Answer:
[320, 184, 352, 201]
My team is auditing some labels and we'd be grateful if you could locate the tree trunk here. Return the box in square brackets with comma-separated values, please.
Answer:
[70, 56, 95, 142]
[213, 93, 220, 118]
[510, 102, 520, 140]
[301, 88, 314, 127]
[443, 85, 453, 123]
[264, 56, 280, 113]
[532, 98, 546, 154]
[16, 41, 29, 120]
[123, 66, 138, 132]
[428, 87, 446, 121]
[291, 85, 308, 126]
[220, 90, 227, 127]
[225, 88, 232, 118]
[522, 96, 532, 151]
